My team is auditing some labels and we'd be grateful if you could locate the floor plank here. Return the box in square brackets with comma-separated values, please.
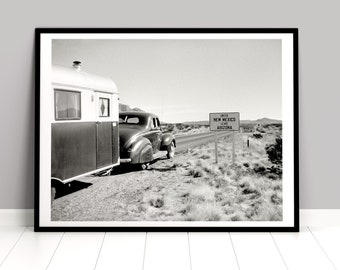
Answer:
[143, 233, 191, 270]
[1, 227, 63, 270]
[308, 226, 340, 269]
[47, 232, 105, 270]
[95, 232, 146, 270]
[272, 227, 335, 270]
[189, 232, 238, 270]
[231, 232, 286, 270]
[0, 226, 26, 266]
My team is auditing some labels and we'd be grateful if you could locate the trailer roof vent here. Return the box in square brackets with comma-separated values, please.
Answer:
[72, 61, 82, 70]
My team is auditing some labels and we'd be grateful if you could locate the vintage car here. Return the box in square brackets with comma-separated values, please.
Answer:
[119, 111, 176, 167]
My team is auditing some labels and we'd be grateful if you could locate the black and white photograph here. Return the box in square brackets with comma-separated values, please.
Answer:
[35, 29, 298, 231]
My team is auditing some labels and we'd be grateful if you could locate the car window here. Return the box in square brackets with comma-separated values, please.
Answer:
[120, 116, 140, 124]
[151, 118, 161, 129]
[127, 117, 139, 124]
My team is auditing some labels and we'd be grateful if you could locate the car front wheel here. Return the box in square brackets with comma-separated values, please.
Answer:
[167, 141, 175, 159]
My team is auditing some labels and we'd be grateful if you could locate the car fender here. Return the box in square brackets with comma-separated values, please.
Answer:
[130, 137, 153, 164]
[160, 133, 176, 150]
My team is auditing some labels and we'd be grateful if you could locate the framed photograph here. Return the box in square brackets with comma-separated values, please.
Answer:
[35, 28, 299, 232]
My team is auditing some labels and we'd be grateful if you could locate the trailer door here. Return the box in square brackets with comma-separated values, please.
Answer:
[96, 93, 113, 168]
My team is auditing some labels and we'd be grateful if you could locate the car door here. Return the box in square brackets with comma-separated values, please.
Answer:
[144, 117, 162, 153]
[152, 117, 162, 152]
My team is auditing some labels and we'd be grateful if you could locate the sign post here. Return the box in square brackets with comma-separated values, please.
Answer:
[214, 132, 218, 164]
[232, 131, 235, 164]
[209, 112, 240, 164]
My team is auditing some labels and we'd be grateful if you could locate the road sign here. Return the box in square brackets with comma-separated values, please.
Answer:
[209, 112, 240, 131]
[210, 112, 240, 164]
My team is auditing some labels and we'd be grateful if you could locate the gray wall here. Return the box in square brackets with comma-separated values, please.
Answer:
[0, 0, 339, 209]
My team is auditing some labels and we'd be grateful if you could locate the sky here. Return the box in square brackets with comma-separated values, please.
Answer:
[52, 38, 282, 123]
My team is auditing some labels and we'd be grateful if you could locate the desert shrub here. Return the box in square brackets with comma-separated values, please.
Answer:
[221, 197, 234, 207]
[266, 172, 279, 180]
[272, 182, 282, 191]
[267, 165, 282, 178]
[202, 164, 221, 177]
[185, 203, 222, 221]
[189, 185, 215, 202]
[195, 159, 203, 166]
[213, 177, 229, 189]
[254, 204, 282, 221]
[200, 154, 211, 160]
[218, 163, 229, 174]
[148, 196, 164, 208]
[265, 136, 282, 165]
[267, 165, 281, 174]
[188, 168, 204, 178]
[239, 177, 269, 195]
[230, 214, 242, 221]
[271, 194, 282, 205]
[252, 163, 267, 175]
[186, 160, 195, 167]
[214, 191, 223, 202]
[241, 184, 261, 196]
[253, 133, 263, 139]
[178, 203, 194, 215]
[180, 192, 190, 198]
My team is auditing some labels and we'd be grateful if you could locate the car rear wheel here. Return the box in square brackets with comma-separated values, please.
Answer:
[167, 141, 175, 159]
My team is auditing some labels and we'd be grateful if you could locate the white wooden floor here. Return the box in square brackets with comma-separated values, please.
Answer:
[0, 226, 339, 270]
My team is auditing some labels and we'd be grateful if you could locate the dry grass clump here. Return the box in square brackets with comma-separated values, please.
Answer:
[202, 164, 221, 176]
[239, 177, 269, 194]
[230, 214, 242, 221]
[253, 204, 282, 221]
[144, 194, 165, 208]
[272, 181, 282, 191]
[189, 185, 215, 203]
[185, 203, 222, 221]
[200, 154, 211, 160]
[188, 168, 204, 178]
[270, 192, 282, 205]
[218, 162, 229, 174]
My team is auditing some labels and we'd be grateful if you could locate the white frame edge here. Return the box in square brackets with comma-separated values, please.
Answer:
[0, 209, 339, 227]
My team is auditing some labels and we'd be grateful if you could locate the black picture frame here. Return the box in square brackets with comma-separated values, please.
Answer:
[35, 28, 299, 232]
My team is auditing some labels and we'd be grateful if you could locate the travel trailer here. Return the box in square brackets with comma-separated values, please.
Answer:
[51, 61, 119, 198]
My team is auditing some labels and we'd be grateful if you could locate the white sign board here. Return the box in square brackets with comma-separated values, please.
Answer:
[209, 112, 240, 131]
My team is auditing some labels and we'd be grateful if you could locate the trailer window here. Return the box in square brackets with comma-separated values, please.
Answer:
[55, 90, 81, 120]
[99, 98, 110, 117]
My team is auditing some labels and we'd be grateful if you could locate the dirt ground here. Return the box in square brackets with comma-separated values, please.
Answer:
[52, 129, 282, 222]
